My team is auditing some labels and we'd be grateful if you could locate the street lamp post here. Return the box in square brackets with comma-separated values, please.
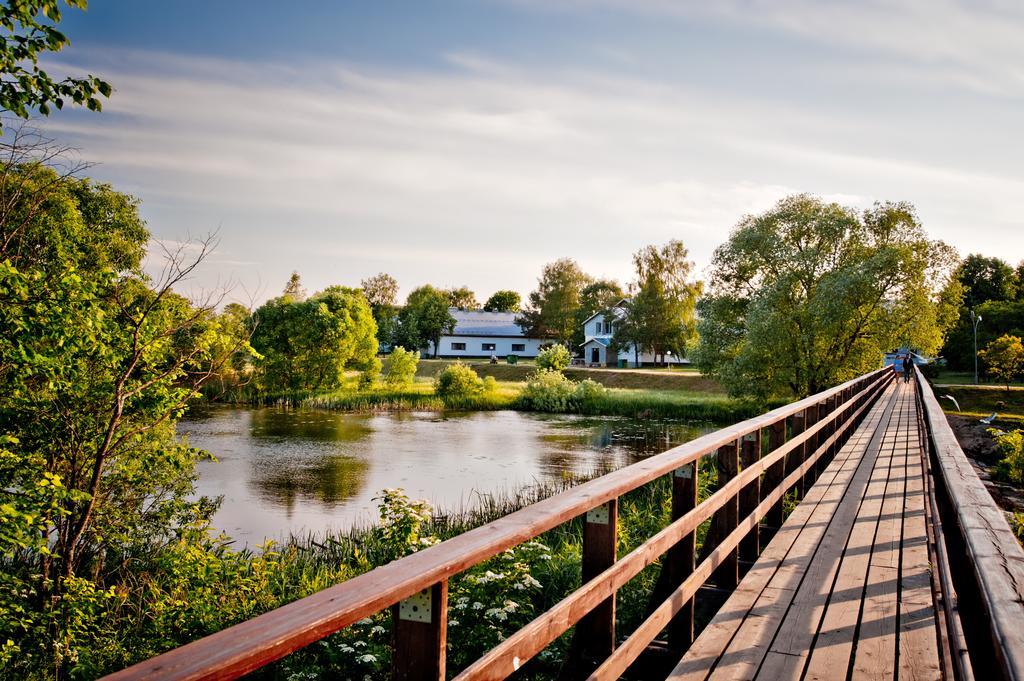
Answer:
[970, 310, 983, 384]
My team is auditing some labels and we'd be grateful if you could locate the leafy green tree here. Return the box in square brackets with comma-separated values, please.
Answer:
[979, 334, 1024, 390]
[361, 273, 400, 348]
[694, 194, 961, 398]
[0, 0, 111, 129]
[518, 258, 592, 346]
[447, 285, 478, 310]
[360, 272, 398, 307]
[483, 289, 521, 313]
[282, 270, 307, 301]
[957, 254, 1017, 309]
[396, 285, 456, 358]
[941, 299, 1024, 370]
[1016, 262, 1024, 302]
[627, 241, 702, 364]
[384, 347, 419, 387]
[249, 284, 378, 393]
[536, 344, 571, 372]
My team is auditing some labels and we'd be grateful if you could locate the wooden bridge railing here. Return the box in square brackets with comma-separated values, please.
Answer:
[106, 368, 893, 681]
[914, 366, 1024, 681]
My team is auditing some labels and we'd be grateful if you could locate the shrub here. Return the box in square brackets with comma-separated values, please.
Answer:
[384, 348, 419, 387]
[993, 428, 1024, 485]
[434, 362, 486, 400]
[574, 378, 607, 405]
[358, 357, 382, 390]
[518, 370, 607, 412]
[536, 344, 571, 372]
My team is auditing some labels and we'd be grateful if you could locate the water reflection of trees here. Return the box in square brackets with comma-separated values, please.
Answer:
[248, 409, 373, 512]
[253, 455, 370, 510]
[249, 408, 373, 442]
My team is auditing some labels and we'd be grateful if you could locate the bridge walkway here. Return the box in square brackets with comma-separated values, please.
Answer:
[671, 381, 944, 680]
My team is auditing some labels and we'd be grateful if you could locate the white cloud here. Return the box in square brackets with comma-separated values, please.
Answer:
[39, 37, 1024, 302]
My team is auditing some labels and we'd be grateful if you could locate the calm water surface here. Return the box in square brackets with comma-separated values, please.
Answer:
[181, 407, 715, 545]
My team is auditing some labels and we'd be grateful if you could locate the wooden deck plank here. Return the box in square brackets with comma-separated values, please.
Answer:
[672, 381, 947, 681]
[897, 403, 942, 681]
[669, 385, 899, 681]
[757, 386, 905, 681]
[668, 420, 877, 681]
[851, 387, 913, 681]
[803, 384, 908, 681]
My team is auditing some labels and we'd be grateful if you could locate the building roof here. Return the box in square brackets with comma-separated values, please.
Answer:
[579, 298, 630, 326]
[581, 336, 612, 348]
[448, 308, 533, 338]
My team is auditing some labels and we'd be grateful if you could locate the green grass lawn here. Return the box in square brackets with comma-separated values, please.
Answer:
[936, 384, 1024, 423]
[933, 370, 1024, 388]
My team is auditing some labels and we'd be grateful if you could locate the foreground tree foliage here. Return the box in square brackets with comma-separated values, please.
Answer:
[0, 0, 111, 130]
[0, 140, 253, 676]
[694, 194, 962, 398]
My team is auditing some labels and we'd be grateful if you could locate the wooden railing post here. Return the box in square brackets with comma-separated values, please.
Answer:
[802, 403, 819, 491]
[823, 395, 837, 468]
[392, 580, 448, 680]
[667, 462, 698, 649]
[712, 440, 740, 589]
[577, 498, 618, 664]
[787, 411, 806, 499]
[739, 430, 761, 565]
[764, 419, 787, 528]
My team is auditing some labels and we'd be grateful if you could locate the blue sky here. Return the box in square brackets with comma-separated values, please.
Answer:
[41, 1, 1024, 304]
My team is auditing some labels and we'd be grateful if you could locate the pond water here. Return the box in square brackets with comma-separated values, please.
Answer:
[181, 407, 716, 546]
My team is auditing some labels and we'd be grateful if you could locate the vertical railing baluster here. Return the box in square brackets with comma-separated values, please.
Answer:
[739, 430, 761, 566]
[577, 498, 618, 665]
[667, 461, 698, 649]
[392, 580, 448, 680]
[712, 440, 740, 589]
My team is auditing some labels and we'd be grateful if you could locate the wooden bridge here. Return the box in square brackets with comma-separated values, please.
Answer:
[106, 367, 1024, 680]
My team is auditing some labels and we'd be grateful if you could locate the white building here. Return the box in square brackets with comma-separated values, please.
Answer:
[431, 308, 544, 359]
[579, 301, 689, 368]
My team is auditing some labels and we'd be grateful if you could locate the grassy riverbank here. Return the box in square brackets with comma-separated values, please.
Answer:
[261, 379, 773, 423]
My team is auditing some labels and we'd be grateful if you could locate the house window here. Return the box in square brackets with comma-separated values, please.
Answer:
[451, 342, 466, 351]
[595, 321, 603, 334]
[607, 323, 614, 335]
[482, 343, 497, 351]
[511, 343, 525, 352]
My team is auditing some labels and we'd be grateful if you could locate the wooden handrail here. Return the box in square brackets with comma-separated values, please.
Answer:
[915, 366, 1024, 681]
[104, 368, 889, 681]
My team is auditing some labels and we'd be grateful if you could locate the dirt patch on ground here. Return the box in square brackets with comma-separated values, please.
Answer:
[946, 414, 1024, 514]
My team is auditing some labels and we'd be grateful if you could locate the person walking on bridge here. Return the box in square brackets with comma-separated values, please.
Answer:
[902, 353, 913, 383]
